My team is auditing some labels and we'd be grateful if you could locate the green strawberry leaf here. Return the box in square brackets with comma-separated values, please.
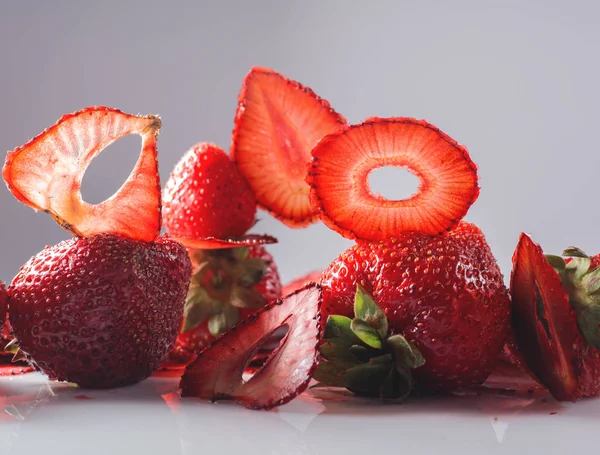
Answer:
[312, 360, 347, 387]
[320, 342, 362, 368]
[545, 254, 566, 273]
[380, 366, 412, 400]
[354, 285, 388, 339]
[575, 303, 600, 349]
[342, 362, 392, 395]
[207, 305, 240, 337]
[349, 344, 375, 362]
[230, 286, 267, 309]
[563, 247, 589, 258]
[236, 257, 267, 288]
[324, 315, 358, 345]
[351, 318, 383, 349]
[581, 267, 600, 295]
[387, 334, 426, 370]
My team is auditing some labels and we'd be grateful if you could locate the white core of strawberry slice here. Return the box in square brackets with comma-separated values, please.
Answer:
[180, 283, 322, 410]
[3, 106, 162, 242]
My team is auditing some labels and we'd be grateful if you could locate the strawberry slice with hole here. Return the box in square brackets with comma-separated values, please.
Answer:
[172, 234, 277, 250]
[231, 67, 346, 228]
[307, 117, 479, 240]
[3, 106, 162, 242]
[180, 283, 322, 410]
[510, 233, 579, 401]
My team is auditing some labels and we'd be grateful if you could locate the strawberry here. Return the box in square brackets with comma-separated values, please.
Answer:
[162, 244, 281, 370]
[307, 118, 479, 241]
[9, 234, 191, 388]
[3, 107, 192, 388]
[282, 270, 323, 297]
[231, 67, 346, 227]
[510, 234, 600, 401]
[3, 106, 162, 242]
[319, 222, 510, 392]
[180, 283, 322, 410]
[163, 143, 257, 240]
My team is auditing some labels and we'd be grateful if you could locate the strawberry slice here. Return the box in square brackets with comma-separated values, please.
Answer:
[180, 283, 322, 410]
[173, 234, 277, 250]
[3, 106, 162, 242]
[307, 118, 479, 240]
[231, 67, 346, 228]
[510, 233, 579, 401]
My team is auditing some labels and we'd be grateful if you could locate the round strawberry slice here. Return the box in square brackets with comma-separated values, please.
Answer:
[3, 106, 162, 242]
[231, 67, 346, 228]
[180, 283, 322, 410]
[307, 118, 479, 240]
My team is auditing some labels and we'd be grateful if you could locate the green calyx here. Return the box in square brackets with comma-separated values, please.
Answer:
[546, 247, 600, 348]
[313, 285, 425, 400]
[182, 247, 269, 337]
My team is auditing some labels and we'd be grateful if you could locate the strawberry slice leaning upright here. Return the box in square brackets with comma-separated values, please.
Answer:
[4, 107, 192, 389]
[510, 233, 600, 401]
[180, 283, 322, 410]
[231, 67, 346, 227]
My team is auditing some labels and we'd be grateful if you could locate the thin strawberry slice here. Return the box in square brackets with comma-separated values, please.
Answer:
[3, 106, 162, 242]
[173, 233, 277, 250]
[282, 270, 322, 296]
[307, 118, 479, 240]
[510, 233, 579, 401]
[180, 283, 322, 410]
[231, 67, 346, 228]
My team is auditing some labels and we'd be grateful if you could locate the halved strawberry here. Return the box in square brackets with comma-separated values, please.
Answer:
[307, 118, 479, 240]
[282, 270, 322, 296]
[180, 283, 322, 410]
[510, 234, 581, 401]
[3, 106, 161, 242]
[231, 67, 346, 228]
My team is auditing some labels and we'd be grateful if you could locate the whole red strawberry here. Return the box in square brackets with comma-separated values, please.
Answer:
[163, 143, 257, 240]
[9, 234, 191, 388]
[163, 244, 281, 369]
[319, 222, 510, 393]
[510, 234, 600, 401]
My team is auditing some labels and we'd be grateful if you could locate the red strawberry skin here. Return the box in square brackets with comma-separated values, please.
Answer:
[167, 244, 282, 367]
[163, 143, 257, 239]
[321, 222, 510, 391]
[8, 234, 192, 389]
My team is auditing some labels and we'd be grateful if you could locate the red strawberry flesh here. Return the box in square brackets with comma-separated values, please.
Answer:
[231, 67, 346, 227]
[308, 118, 479, 240]
[173, 234, 277, 250]
[180, 283, 321, 410]
[510, 233, 578, 401]
[3, 106, 162, 242]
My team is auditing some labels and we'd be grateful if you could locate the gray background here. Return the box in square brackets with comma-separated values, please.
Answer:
[1, 0, 598, 286]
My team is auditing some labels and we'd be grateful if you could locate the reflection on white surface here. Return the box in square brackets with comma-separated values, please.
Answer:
[0, 373, 597, 455]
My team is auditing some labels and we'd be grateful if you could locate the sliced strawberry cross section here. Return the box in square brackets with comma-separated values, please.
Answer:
[510, 233, 579, 401]
[3, 106, 162, 242]
[307, 117, 479, 240]
[172, 234, 278, 250]
[180, 283, 322, 410]
[231, 67, 346, 228]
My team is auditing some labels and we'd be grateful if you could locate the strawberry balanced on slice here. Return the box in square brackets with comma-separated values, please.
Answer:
[510, 234, 600, 401]
[161, 143, 282, 370]
[4, 107, 192, 389]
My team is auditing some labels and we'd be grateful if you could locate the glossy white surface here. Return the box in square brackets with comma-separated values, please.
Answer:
[0, 372, 596, 455]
